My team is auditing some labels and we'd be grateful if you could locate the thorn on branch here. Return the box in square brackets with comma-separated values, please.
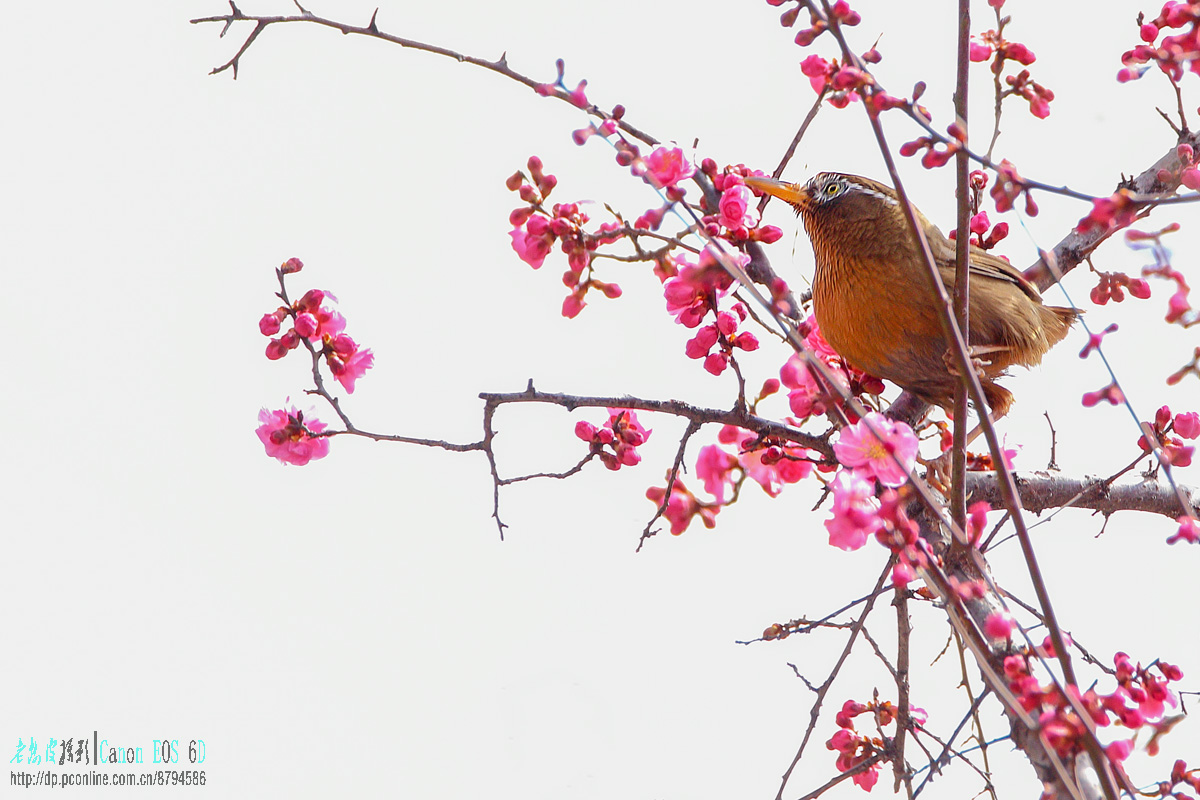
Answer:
[368, 9, 379, 33]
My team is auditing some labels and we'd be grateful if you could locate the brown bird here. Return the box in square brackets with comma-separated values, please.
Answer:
[744, 172, 1077, 417]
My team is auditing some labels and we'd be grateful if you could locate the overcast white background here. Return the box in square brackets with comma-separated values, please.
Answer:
[3, 1, 1198, 798]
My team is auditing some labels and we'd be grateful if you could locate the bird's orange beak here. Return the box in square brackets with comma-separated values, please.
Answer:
[743, 175, 811, 213]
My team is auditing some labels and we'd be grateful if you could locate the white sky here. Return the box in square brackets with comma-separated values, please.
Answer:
[4, 1, 1198, 798]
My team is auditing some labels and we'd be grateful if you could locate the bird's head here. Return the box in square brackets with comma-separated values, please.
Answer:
[744, 172, 899, 224]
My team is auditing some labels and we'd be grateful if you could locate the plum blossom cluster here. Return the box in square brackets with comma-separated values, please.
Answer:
[663, 245, 761, 376]
[826, 698, 928, 792]
[771, 0, 924, 116]
[1089, 270, 1153, 305]
[534, 58, 590, 110]
[1150, 760, 1200, 800]
[700, 425, 815, 500]
[1137, 404, 1198, 468]
[1076, 189, 1140, 233]
[795, 51, 915, 116]
[1138, 238, 1199, 328]
[575, 408, 651, 471]
[948, 208, 1010, 250]
[1118, 3, 1200, 84]
[259, 259, 374, 394]
[647, 418, 819, 536]
[1155, 143, 1200, 191]
[1126, 223, 1199, 328]
[899, 121, 967, 170]
[971, 26, 1054, 118]
[645, 478, 718, 536]
[823, 415, 933, 584]
[798, 53, 872, 109]
[1002, 650, 1183, 763]
[779, 317, 884, 421]
[507, 156, 623, 318]
[768, 0, 861, 49]
[683, 301, 761, 376]
[697, 162, 784, 245]
[989, 159, 1039, 215]
[255, 405, 330, 466]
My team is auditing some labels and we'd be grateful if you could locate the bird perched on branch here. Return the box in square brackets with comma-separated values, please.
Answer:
[744, 172, 1077, 417]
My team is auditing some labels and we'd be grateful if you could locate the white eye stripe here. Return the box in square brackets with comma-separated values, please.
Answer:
[809, 174, 899, 207]
[854, 184, 898, 206]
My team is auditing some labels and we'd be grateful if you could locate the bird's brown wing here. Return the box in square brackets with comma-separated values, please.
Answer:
[925, 224, 1044, 302]
[966, 246, 1044, 303]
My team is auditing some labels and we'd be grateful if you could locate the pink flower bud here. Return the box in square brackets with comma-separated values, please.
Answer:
[800, 54, 831, 78]
[733, 332, 760, 351]
[1140, 23, 1160, 43]
[830, 0, 860, 25]
[280, 257, 304, 274]
[561, 293, 586, 319]
[567, 80, 589, 108]
[757, 225, 783, 244]
[265, 338, 289, 360]
[328, 333, 357, 359]
[1175, 411, 1200, 439]
[794, 27, 821, 47]
[969, 42, 992, 62]
[259, 311, 284, 336]
[297, 289, 325, 312]
[703, 352, 729, 376]
[984, 611, 1015, 640]
[1003, 42, 1036, 65]
[575, 420, 598, 441]
[969, 212, 990, 235]
[293, 312, 318, 339]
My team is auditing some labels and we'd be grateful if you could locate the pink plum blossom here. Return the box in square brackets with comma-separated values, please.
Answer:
[780, 354, 849, 419]
[697, 444, 738, 503]
[256, 406, 330, 466]
[662, 247, 738, 328]
[645, 479, 717, 535]
[741, 446, 813, 497]
[510, 215, 554, 269]
[833, 412, 919, 487]
[717, 183, 756, 231]
[641, 146, 694, 189]
[825, 470, 883, 551]
[328, 347, 374, 393]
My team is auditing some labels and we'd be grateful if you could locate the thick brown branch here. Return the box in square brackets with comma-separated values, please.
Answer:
[963, 471, 1198, 520]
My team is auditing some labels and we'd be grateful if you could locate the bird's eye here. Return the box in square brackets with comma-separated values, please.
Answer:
[823, 182, 842, 197]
